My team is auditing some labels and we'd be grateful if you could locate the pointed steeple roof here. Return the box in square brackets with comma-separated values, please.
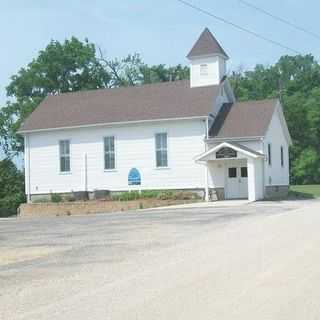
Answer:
[187, 28, 229, 59]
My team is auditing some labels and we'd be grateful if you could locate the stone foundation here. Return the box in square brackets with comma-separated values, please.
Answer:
[265, 185, 289, 199]
[19, 199, 202, 218]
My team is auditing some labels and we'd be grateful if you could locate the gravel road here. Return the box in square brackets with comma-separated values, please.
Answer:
[1, 199, 319, 319]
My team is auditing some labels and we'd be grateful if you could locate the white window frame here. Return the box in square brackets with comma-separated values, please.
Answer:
[104, 136, 116, 171]
[268, 143, 272, 166]
[200, 64, 209, 76]
[59, 139, 71, 174]
[155, 132, 168, 168]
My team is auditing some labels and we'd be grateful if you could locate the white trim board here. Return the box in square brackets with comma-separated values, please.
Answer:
[18, 116, 209, 134]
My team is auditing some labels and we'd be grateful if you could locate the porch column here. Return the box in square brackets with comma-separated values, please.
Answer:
[247, 157, 264, 201]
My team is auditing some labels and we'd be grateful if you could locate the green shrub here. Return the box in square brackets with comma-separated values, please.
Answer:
[0, 194, 26, 217]
[119, 191, 140, 201]
[63, 194, 76, 202]
[51, 193, 62, 203]
[33, 197, 50, 203]
[110, 194, 120, 201]
[0, 159, 26, 217]
[109, 190, 201, 202]
[140, 190, 160, 199]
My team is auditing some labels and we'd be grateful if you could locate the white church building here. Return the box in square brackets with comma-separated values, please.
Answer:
[19, 28, 292, 202]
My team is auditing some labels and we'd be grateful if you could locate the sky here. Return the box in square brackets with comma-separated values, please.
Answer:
[1, 0, 320, 106]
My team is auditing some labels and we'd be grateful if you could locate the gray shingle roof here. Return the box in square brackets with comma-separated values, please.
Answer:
[209, 99, 278, 138]
[226, 142, 264, 157]
[187, 28, 229, 59]
[19, 80, 221, 132]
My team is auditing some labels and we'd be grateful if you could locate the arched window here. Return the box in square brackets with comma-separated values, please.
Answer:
[128, 168, 141, 185]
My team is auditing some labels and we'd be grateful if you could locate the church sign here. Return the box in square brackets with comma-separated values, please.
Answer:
[216, 147, 237, 159]
[128, 168, 141, 185]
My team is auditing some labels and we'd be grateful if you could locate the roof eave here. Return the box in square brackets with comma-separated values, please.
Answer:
[205, 136, 264, 142]
[187, 53, 229, 61]
[195, 141, 264, 162]
[18, 115, 209, 135]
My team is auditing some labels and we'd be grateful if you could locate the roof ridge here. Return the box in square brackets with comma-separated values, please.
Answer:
[52, 79, 191, 98]
[235, 98, 278, 104]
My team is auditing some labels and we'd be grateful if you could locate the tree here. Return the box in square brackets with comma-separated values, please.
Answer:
[97, 49, 189, 86]
[141, 64, 189, 84]
[0, 159, 25, 217]
[230, 54, 320, 184]
[292, 148, 320, 185]
[1, 37, 111, 155]
[98, 51, 144, 87]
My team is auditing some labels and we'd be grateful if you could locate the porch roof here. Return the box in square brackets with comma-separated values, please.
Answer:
[195, 142, 264, 162]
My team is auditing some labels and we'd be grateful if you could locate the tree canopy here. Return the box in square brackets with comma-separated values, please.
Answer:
[229, 55, 320, 184]
[1, 37, 111, 154]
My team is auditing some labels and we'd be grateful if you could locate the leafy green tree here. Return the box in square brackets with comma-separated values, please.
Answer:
[141, 64, 189, 84]
[292, 147, 320, 185]
[230, 54, 320, 185]
[1, 37, 111, 155]
[0, 159, 25, 217]
[288, 88, 320, 184]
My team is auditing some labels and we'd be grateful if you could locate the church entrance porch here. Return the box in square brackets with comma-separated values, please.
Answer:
[196, 142, 265, 202]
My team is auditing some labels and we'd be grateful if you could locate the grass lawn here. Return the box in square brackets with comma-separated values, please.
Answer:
[289, 185, 320, 199]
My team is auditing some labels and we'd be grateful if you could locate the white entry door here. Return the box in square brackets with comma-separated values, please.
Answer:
[226, 166, 248, 199]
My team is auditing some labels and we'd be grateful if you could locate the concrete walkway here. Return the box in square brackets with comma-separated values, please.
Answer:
[145, 199, 251, 210]
[1, 199, 319, 319]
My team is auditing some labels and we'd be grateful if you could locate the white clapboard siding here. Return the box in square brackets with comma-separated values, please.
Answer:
[27, 119, 207, 194]
[264, 105, 290, 186]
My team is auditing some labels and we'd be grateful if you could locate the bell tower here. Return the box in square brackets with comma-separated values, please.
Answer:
[187, 28, 229, 88]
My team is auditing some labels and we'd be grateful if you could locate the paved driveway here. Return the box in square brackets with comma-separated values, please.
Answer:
[1, 199, 320, 319]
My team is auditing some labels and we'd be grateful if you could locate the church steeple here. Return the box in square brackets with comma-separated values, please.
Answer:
[187, 28, 229, 59]
[187, 28, 229, 87]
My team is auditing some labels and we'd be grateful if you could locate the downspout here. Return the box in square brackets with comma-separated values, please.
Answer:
[84, 153, 88, 193]
[24, 134, 31, 203]
[261, 138, 266, 199]
[204, 117, 209, 201]
[205, 117, 209, 149]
